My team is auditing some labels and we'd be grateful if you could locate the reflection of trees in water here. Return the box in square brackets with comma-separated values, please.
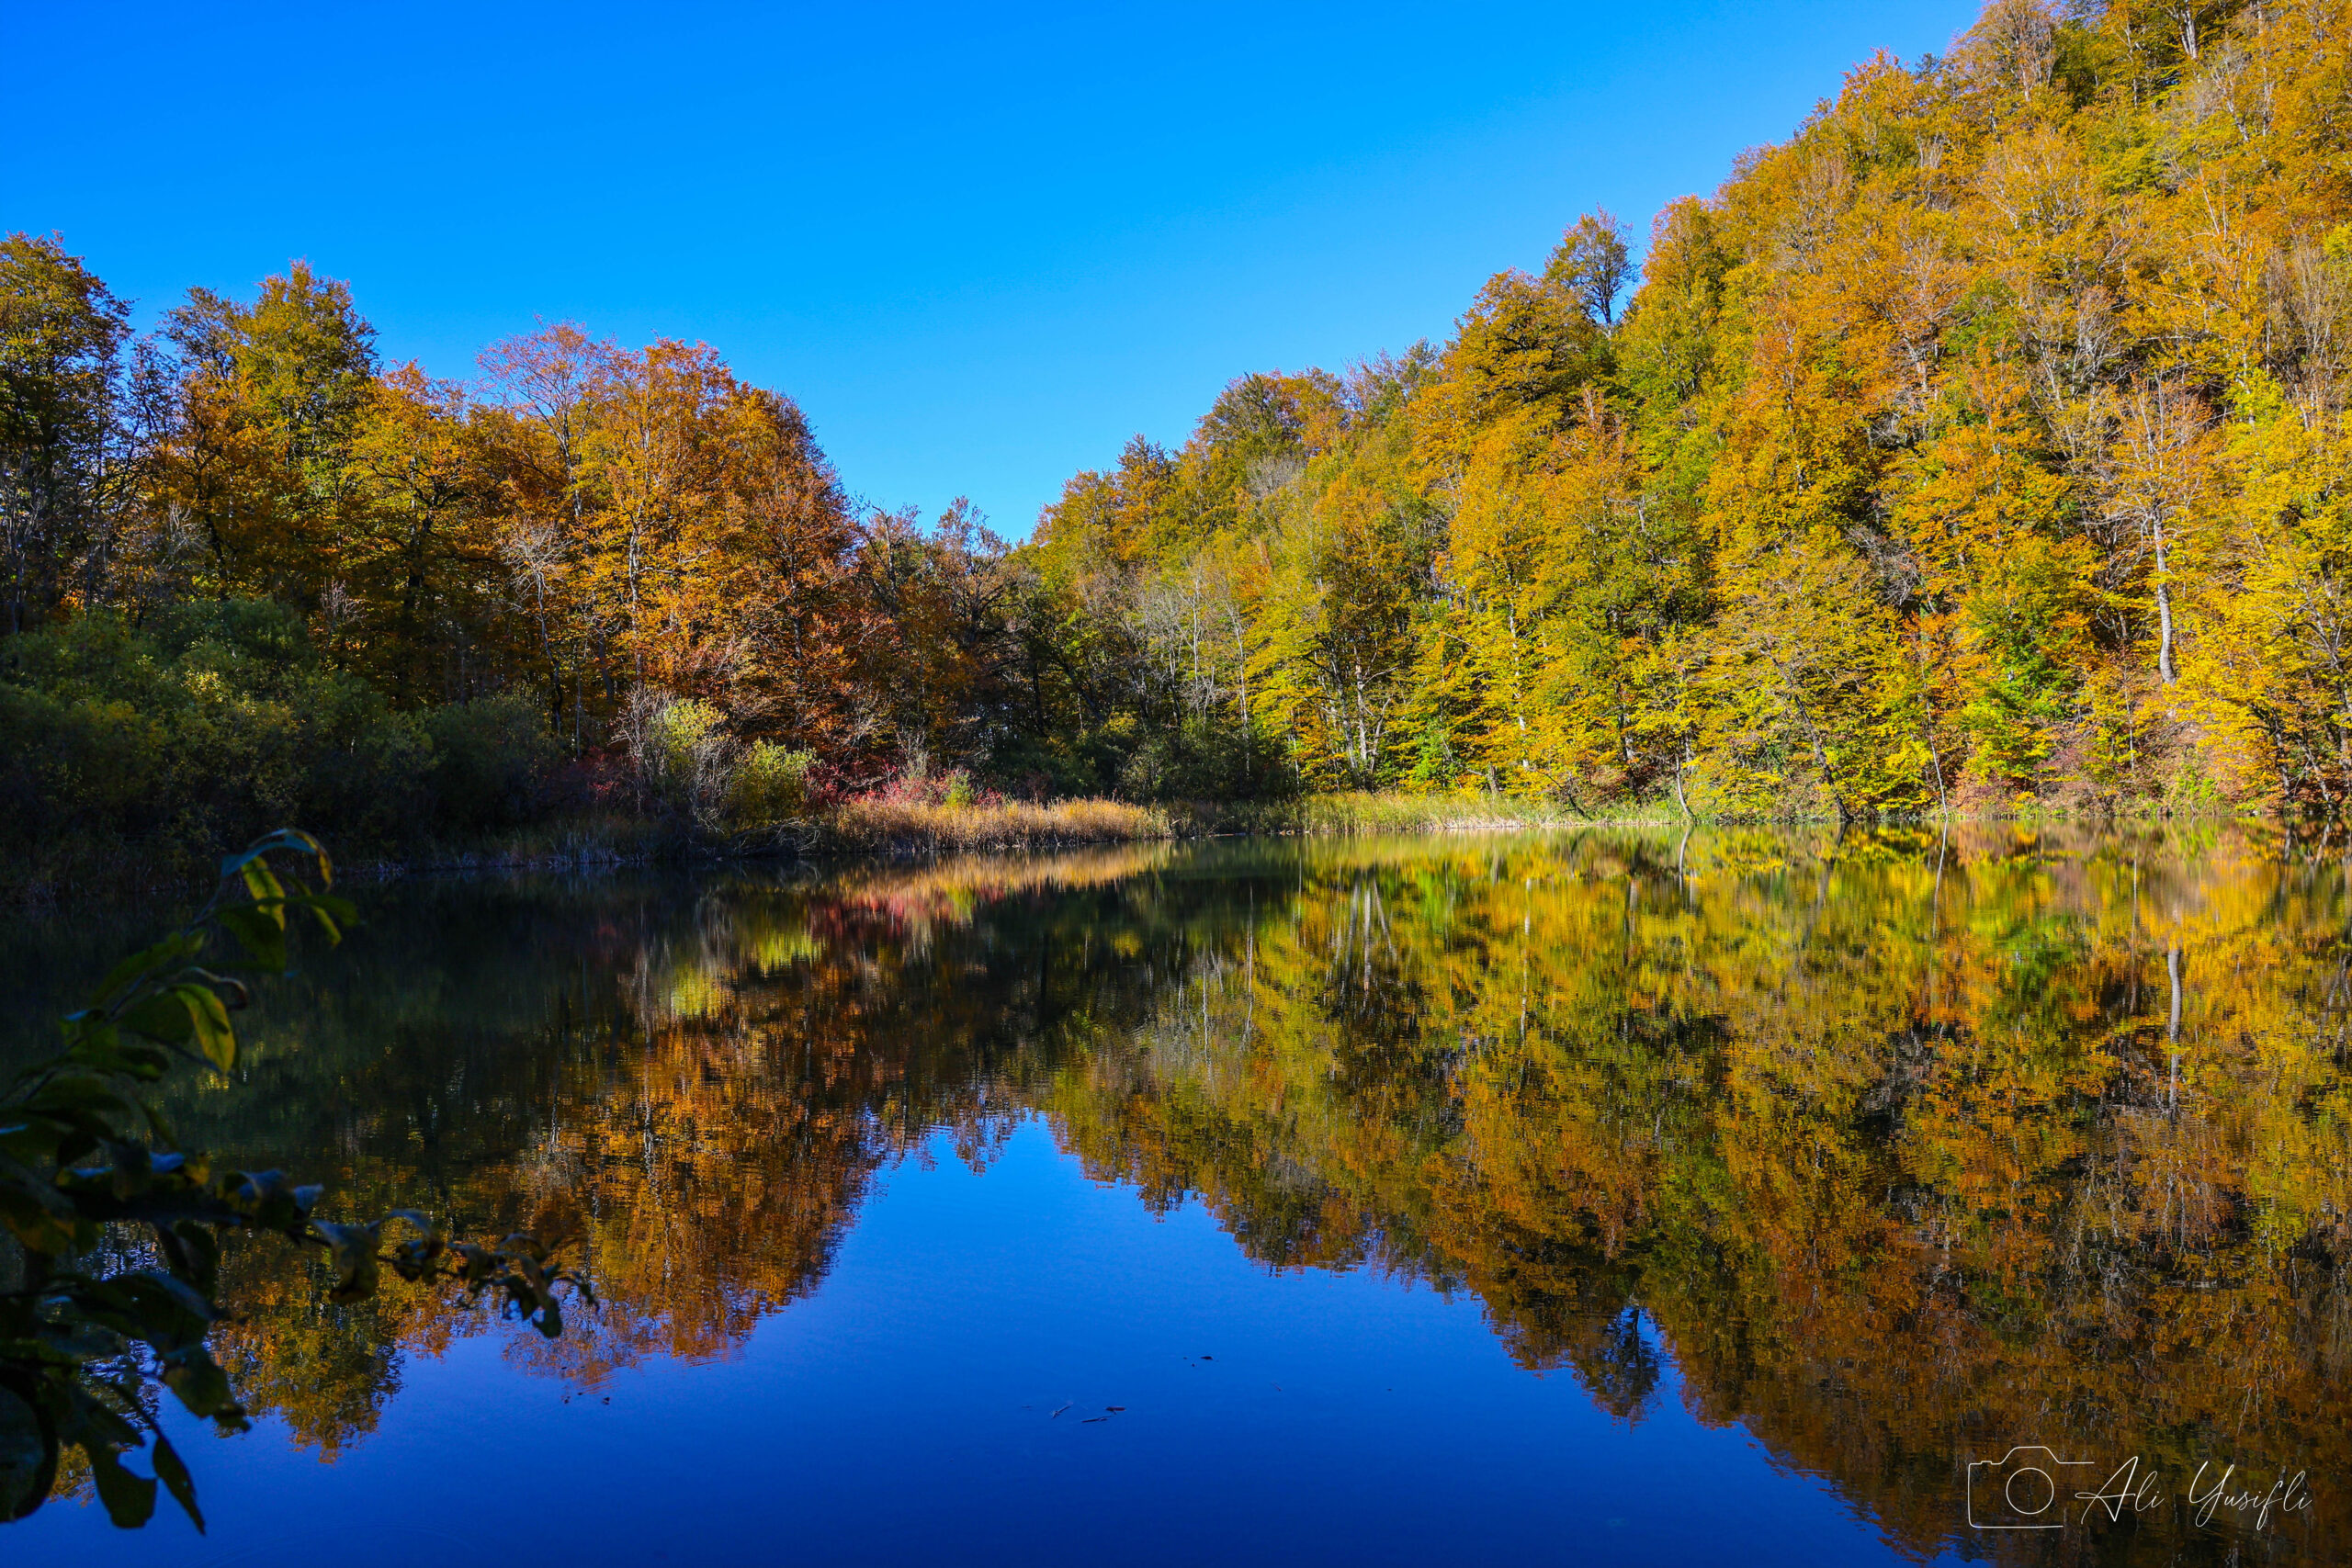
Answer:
[1051, 829, 2352, 1563]
[178, 853, 1201, 1446]
[108, 830, 2352, 1561]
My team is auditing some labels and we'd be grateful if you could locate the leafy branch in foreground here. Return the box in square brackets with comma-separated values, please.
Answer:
[0, 830, 592, 1530]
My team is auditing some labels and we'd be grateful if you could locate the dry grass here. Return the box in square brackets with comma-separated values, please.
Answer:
[819, 796, 1172, 854]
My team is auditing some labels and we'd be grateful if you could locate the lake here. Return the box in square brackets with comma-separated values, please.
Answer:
[5, 827, 2345, 1565]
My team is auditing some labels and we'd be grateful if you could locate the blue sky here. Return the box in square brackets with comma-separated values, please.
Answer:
[6, 2, 1984, 535]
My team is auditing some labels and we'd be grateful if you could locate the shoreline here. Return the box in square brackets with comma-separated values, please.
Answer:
[6, 793, 2285, 911]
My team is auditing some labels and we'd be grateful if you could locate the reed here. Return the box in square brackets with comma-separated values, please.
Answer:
[820, 796, 1173, 854]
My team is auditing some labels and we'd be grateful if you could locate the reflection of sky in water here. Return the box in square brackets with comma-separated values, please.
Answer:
[23, 1121, 1931, 1567]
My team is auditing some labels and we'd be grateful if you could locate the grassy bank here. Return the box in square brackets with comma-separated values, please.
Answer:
[817, 796, 1172, 854]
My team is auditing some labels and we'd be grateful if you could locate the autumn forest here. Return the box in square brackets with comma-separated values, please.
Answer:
[8, 0, 2352, 881]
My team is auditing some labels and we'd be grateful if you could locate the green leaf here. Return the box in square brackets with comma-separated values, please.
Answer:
[238, 856, 287, 908]
[0, 1180, 83, 1255]
[178, 987, 236, 1072]
[105, 1139, 152, 1200]
[35, 1317, 126, 1363]
[217, 905, 288, 971]
[72, 1275, 210, 1356]
[228, 1169, 316, 1232]
[220, 829, 331, 889]
[157, 1354, 237, 1429]
[118, 990, 194, 1045]
[0, 1384, 55, 1524]
[83, 1441, 156, 1529]
[382, 1210, 445, 1280]
[0, 1116, 62, 1164]
[85, 933, 197, 1010]
[452, 1241, 497, 1285]
[286, 891, 357, 942]
[314, 1220, 382, 1303]
[160, 1350, 238, 1420]
[62, 1023, 170, 1082]
[149, 1430, 203, 1533]
[120, 1270, 217, 1333]
[120, 984, 236, 1068]
[159, 1220, 222, 1296]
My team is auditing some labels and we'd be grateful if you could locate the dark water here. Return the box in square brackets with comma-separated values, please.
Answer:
[6, 828, 2347, 1565]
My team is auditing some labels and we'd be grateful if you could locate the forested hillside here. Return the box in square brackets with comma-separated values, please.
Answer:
[1035, 0, 2352, 818]
[6, 0, 2350, 874]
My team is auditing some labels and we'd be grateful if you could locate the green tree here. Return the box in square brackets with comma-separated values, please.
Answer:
[0, 233, 132, 634]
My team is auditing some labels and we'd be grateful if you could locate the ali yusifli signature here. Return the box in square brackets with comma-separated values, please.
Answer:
[1966, 1447, 2316, 1533]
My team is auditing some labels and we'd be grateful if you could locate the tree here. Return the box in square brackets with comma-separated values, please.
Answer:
[1544, 209, 1634, 327]
[0, 233, 131, 634]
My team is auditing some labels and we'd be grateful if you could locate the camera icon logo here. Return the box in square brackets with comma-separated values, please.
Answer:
[1967, 1447, 2095, 1529]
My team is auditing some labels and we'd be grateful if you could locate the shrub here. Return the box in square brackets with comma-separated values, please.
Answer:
[424, 694, 559, 833]
[0, 606, 441, 868]
[620, 689, 735, 830]
[1114, 715, 1296, 803]
[729, 740, 817, 828]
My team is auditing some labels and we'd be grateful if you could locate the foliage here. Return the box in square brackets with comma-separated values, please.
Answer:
[0, 831, 589, 1529]
[1023, 0, 2352, 818]
[729, 739, 818, 828]
[0, 604, 528, 876]
[10, 0, 2352, 829]
[0, 605, 426, 861]
[422, 694, 560, 833]
[620, 688, 733, 829]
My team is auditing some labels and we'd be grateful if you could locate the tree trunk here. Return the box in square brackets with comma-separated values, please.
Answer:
[2154, 523, 2177, 686]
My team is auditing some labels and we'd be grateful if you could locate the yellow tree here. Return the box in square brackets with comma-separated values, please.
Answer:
[345, 364, 499, 700]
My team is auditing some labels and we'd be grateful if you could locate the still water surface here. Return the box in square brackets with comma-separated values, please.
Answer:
[6, 828, 2346, 1564]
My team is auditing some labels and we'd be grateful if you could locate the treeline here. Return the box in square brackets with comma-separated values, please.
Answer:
[7, 0, 2352, 873]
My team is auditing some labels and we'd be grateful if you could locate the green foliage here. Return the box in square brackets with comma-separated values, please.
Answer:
[0, 831, 589, 1529]
[0, 605, 564, 875]
[729, 739, 817, 827]
[623, 690, 732, 829]
[424, 694, 558, 832]
[1114, 713, 1295, 803]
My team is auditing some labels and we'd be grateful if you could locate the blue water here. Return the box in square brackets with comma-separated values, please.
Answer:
[23, 1120, 1941, 1566]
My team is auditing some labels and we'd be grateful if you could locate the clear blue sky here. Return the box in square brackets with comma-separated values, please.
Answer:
[6, 2, 1984, 535]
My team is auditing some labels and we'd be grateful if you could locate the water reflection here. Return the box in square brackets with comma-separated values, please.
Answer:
[12, 827, 2348, 1561]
